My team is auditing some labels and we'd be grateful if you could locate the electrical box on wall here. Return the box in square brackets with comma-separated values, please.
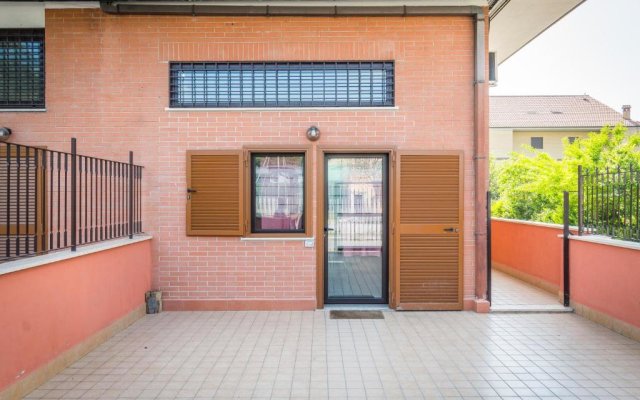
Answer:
[304, 239, 315, 248]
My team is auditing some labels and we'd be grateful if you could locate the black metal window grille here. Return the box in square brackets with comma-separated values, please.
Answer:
[0, 140, 144, 262]
[531, 137, 543, 149]
[0, 29, 45, 109]
[169, 62, 395, 108]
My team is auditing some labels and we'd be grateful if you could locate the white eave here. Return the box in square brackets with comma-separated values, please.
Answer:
[98, 0, 488, 16]
[0, 1, 100, 28]
[0, 2, 45, 28]
[1, 0, 586, 68]
[0, 1, 486, 27]
[489, 0, 586, 64]
[98, 0, 488, 7]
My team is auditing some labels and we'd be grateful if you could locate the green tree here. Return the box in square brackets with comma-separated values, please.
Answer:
[491, 125, 640, 226]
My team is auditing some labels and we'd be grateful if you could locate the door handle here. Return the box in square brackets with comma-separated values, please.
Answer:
[187, 188, 197, 200]
[324, 227, 335, 232]
[443, 227, 459, 233]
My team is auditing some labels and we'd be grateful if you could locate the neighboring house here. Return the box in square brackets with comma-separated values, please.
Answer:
[490, 95, 640, 160]
[0, 0, 582, 312]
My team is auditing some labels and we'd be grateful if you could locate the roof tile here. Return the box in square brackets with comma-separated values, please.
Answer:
[490, 95, 640, 128]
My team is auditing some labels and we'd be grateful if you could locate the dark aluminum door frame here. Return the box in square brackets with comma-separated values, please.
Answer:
[323, 153, 389, 305]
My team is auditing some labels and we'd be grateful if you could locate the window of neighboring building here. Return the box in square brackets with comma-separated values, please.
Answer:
[568, 136, 577, 144]
[251, 153, 305, 233]
[169, 61, 394, 108]
[0, 29, 45, 109]
[531, 137, 544, 149]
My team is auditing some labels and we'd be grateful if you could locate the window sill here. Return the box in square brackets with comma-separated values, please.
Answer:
[241, 236, 314, 241]
[165, 106, 398, 112]
[0, 234, 153, 277]
[0, 108, 46, 112]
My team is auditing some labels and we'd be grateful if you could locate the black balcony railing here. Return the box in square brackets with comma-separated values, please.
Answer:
[578, 165, 640, 242]
[0, 139, 143, 262]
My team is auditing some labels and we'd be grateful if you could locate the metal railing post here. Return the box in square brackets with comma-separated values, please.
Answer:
[70, 138, 77, 251]
[562, 191, 570, 307]
[578, 165, 584, 235]
[5, 143, 11, 258]
[129, 151, 133, 239]
[486, 190, 492, 305]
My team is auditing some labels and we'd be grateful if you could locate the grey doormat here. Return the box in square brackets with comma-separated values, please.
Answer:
[329, 310, 385, 319]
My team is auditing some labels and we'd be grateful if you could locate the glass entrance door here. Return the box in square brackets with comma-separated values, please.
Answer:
[324, 154, 388, 304]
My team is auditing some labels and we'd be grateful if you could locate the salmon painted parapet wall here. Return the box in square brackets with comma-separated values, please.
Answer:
[490, 219, 562, 289]
[491, 218, 640, 339]
[569, 239, 640, 331]
[0, 239, 153, 396]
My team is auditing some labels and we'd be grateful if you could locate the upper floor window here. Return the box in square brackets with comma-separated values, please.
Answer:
[169, 61, 394, 108]
[0, 29, 45, 109]
[531, 137, 544, 149]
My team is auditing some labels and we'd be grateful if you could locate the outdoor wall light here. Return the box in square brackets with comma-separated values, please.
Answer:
[306, 126, 321, 141]
[0, 127, 11, 142]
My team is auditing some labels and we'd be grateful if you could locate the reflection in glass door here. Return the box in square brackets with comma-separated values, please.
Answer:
[324, 154, 388, 304]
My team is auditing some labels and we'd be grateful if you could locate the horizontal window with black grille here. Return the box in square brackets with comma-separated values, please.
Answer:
[170, 62, 394, 108]
[0, 29, 45, 109]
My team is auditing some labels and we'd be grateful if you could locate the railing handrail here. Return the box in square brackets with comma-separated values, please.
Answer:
[1, 141, 144, 168]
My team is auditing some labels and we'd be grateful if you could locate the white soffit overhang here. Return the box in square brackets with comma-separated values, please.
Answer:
[0, 2, 45, 28]
[490, 0, 585, 65]
[0, 2, 100, 28]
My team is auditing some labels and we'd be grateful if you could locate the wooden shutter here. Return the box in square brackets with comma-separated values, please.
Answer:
[395, 152, 463, 310]
[186, 150, 244, 236]
[0, 146, 47, 259]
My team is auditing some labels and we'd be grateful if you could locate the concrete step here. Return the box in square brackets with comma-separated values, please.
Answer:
[490, 304, 574, 314]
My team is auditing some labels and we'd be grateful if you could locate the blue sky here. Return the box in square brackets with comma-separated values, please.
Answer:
[490, 0, 640, 121]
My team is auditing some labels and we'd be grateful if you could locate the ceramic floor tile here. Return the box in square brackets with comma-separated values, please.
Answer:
[491, 269, 560, 306]
[17, 310, 640, 399]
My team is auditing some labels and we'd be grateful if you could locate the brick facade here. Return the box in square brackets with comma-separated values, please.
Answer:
[2, 9, 480, 310]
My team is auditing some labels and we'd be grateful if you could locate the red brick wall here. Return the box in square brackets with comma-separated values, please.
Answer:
[2, 9, 478, 309]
